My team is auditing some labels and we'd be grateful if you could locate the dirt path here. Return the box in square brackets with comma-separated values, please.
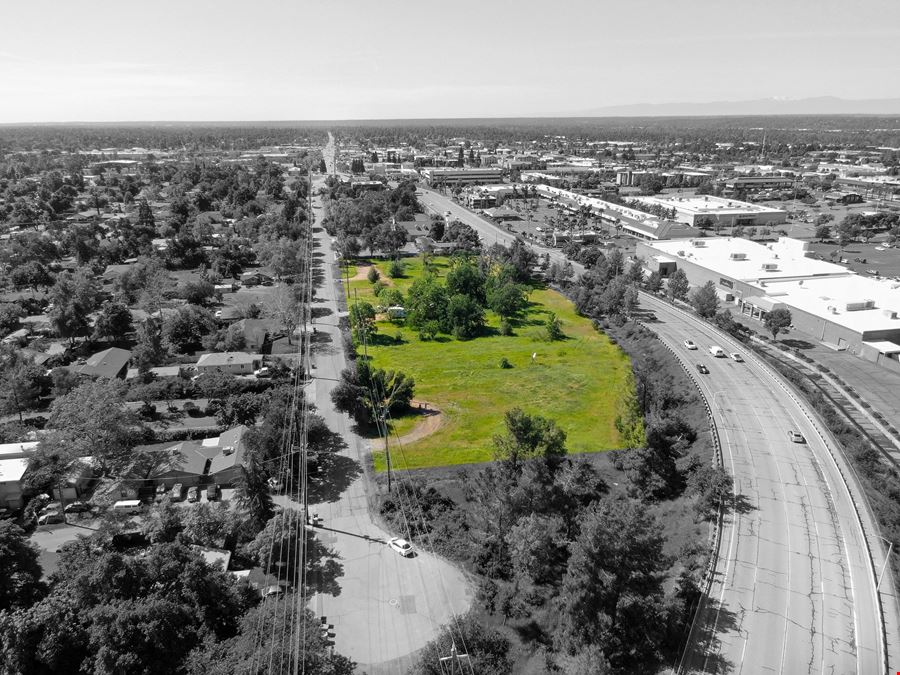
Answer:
[372, 400, 443, 449]
[350, 263, 394, 285]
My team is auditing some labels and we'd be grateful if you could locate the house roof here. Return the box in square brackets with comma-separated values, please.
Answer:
[208, 425, 248, 475]
[196, 352, 260, 367]
[0, 458, 29, 483]
[142, 426, 250, 480]
[76, 347, 132, 378]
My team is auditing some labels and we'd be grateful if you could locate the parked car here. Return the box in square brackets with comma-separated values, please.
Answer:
[730, 352, 744, 362]
[684, 339, 698, 350]
[788, 430, 806, 443]
[206, 484, 220, 501]
[696, 363, 709, 374]
[64, 501, 90, 514]
[37, 511, 64, 525]
[170, 483, 185, 501]
[388, 537, 414, 557]
[254, 367, 271, 379]
[187, 486, 199, 503]
[155, 483, 167, 501]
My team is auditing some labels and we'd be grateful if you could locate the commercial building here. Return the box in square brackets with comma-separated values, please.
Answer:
[722, 176, 795, 194]
[421, 168, 504, 186]
[632, 194, 786, 228]
[637, 237, 900, 365]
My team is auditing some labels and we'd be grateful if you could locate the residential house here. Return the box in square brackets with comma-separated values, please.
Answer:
[240, 269, 275, 286]
[196, 352, 262, 375]
[0, 458, 30, 510]
[73, 347, 132, 379]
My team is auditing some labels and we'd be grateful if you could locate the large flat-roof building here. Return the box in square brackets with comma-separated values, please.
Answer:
[633, 194, 786, 228]
[637, 237, 900, 366]
[422, 168, 504, 186]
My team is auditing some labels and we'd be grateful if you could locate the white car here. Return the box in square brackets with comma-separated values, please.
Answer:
[254, 367, 271, 379]
[788, 430, 806, 443]
[684, 340, 698, 350]
[730, 352, 744, 362]
[388, 537, 414, 557]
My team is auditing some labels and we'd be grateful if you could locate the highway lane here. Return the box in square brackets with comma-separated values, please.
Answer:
[416, 186, 894, 673]
[643, 295, 881, 674]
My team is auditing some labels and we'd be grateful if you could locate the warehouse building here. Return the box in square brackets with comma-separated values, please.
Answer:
[637, 237, 900, 365]
[632, 194, 786, 228]
[421, 168, 504, 186]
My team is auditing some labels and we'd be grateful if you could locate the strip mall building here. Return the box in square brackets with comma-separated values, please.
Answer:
[637, 237, 900, 370]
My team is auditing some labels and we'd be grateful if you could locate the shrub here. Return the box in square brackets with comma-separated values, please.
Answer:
[499, 319, 513, 336]
[367, 266, 380, 283]
[387, 260, 405, 278]
[499, 357, 512, 369]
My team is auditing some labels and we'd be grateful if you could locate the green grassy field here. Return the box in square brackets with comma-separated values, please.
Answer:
[345, 257, 634, 470]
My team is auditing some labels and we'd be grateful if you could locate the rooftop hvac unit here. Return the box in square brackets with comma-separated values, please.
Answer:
[691, 239, 706, 247]
[677, 250, 685, 257]
[844, 300, 875, 312]
[729, 252, 747, 260]
[827, 305, 838, 314]
[222, 446, 234, 456]
[761, 263, 778, 271]
[882, 309, 898, 319]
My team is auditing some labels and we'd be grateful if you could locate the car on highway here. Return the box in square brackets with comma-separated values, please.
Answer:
[730, 352, 744, 362]
[187, 486, 199, 503]
[709, 345, 726, 357]
[695, 363, 709, 374]
[684, 339, 698, 350]
[388, 537, 414, 557]
[788, 430, 806, 443]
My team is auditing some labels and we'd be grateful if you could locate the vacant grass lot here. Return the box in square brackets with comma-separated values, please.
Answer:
[347, 256, 635, 470]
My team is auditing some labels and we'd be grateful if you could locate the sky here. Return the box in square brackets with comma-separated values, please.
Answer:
[1, 0, 899, 122]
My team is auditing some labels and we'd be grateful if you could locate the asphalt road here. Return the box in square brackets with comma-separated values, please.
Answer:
[417, 186, 895, 674]
[305, 178, 471, 674]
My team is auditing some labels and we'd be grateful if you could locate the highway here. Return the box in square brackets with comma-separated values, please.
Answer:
[416, 186, 895, 673]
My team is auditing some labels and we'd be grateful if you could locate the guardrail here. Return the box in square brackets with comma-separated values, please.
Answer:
[634, 320, 725, 675]
[644, 292, 892, 675]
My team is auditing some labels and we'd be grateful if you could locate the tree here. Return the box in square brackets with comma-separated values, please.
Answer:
[689, 280, 719, 318]
[620, 417, 693, 500]
[492, 408, 567, 466]
[264, 284, 304, 345]
[545, 312, 564, 340]
[406, 275, 449, 332]
[764, 307, 792, 341]
[666, 269, 689, 302]
[93, 300, 134, 342]
[485, 277, 527, 320]
[506, 513, 566, 585]
[687, 463, 733, 520]
[555, 499, 668, 670]
[163, 305, 216, 353]
[330, 362, 414, 426]
[366, 265, 380, 284]
[48, 269, 101, 343]
[349, 301, 377, 343]
[216, 392, 263, 427]
[445, 259, 486, 304]
[142, 498, 183, 544]
[131, 318, 166, 372]
[0, 521, 43, 611]
[234, 443, 274, 533]
[176, 280, 215, 306]
[184, 597, 354, 675]
[644, 270, 663, 293]
[410, 613, 512, 675]
[0, 355, 44, 423]
[45, 379, 143, 475]
[447, 293, 485, 339]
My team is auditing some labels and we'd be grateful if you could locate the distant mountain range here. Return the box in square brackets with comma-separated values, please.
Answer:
[567, 97, 900, 117]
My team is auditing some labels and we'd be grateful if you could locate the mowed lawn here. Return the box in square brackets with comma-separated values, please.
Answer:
[347, 257, 634, 470]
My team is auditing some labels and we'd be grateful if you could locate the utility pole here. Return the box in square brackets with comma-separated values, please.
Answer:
[382, 411, 392, 493]
[438, 643, 471, 675]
